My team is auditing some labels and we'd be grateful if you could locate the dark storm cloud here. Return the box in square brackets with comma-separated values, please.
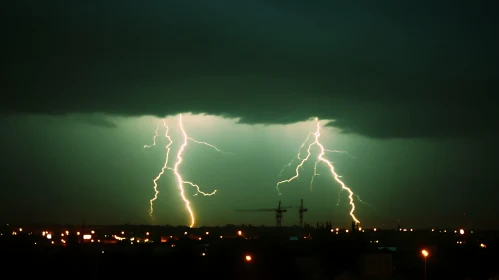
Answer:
[65, 113, 117, 128]
[1, 0, 498, 138]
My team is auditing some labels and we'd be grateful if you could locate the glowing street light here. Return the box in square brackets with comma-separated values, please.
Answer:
[245, 255, 252, 262]
[421, 249, 429, 280]
[421, 249, 429, 257]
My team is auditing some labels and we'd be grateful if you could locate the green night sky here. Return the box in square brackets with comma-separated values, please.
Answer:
[1, 114, 496, 228]
[1, 1, 498, 228]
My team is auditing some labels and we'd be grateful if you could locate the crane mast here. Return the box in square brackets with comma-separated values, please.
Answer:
[299, 199, 308, 228]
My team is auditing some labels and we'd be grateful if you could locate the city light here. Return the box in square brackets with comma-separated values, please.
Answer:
[245, 255, 252, 262]
[459, 229, 464, 235]
[83, 234, 92, 240]
[421, 249, 429, 257]
[421, 249, 429, 280]
[46, 234, 52, 240]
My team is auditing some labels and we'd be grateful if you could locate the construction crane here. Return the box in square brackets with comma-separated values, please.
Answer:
[299, 199, 308, 228]
[235, 201, 291, 227]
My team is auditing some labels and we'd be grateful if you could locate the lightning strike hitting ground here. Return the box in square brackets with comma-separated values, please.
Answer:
[174, 114, 229, 228]
[144, 115, 231, 226]
[147, 120, 173, 218]
[276, 118, 361, 224]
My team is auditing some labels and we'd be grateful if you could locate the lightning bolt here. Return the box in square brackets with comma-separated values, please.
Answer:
[144, 123, 160, 149]
[276, 118, 361, 224]
[187, 138, 234, 156]
[148, 120, 173, 218]
[173, 114, 230, 228]
[279, 133, 315, 177]
[309, 160, 320, 190]
[325, 149, 355, 159]
[144, 115, 231, 226]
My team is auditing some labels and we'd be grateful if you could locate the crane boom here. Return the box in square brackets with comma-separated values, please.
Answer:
[235, 206, 293, 212]
[235, 201, 289, 227]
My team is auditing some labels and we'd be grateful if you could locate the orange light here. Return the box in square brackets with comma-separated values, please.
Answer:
[83, 234, 92, 240]
[245, 255, 252, 262]
[421, 249, 429, 257]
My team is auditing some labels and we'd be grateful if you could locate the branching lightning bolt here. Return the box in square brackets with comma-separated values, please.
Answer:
[148, 120, 173, 218]
[276, 118, 361, 224]
[279, 133, 315, 177]
[144, 115, 231, 226]
[174, 113, 230, 228]
[188, 138, 234, 156]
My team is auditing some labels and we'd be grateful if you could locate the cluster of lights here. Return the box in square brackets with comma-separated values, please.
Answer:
[327, 227, 378, 233]
[430, 228, 473, 234]
[112, 234, 150, 244]
[4, 227, 490, 252]
[13, 229, 156, 245]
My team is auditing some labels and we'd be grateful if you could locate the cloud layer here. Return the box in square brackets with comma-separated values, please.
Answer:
[2, 0, 498, 138]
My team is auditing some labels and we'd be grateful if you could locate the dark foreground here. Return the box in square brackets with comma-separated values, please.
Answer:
[3, 237, 499, 279]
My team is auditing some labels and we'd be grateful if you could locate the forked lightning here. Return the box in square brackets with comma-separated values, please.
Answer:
[146, 120, 172, 217]
[277, 118, 361, 224]
[145, 114, 231, 227]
